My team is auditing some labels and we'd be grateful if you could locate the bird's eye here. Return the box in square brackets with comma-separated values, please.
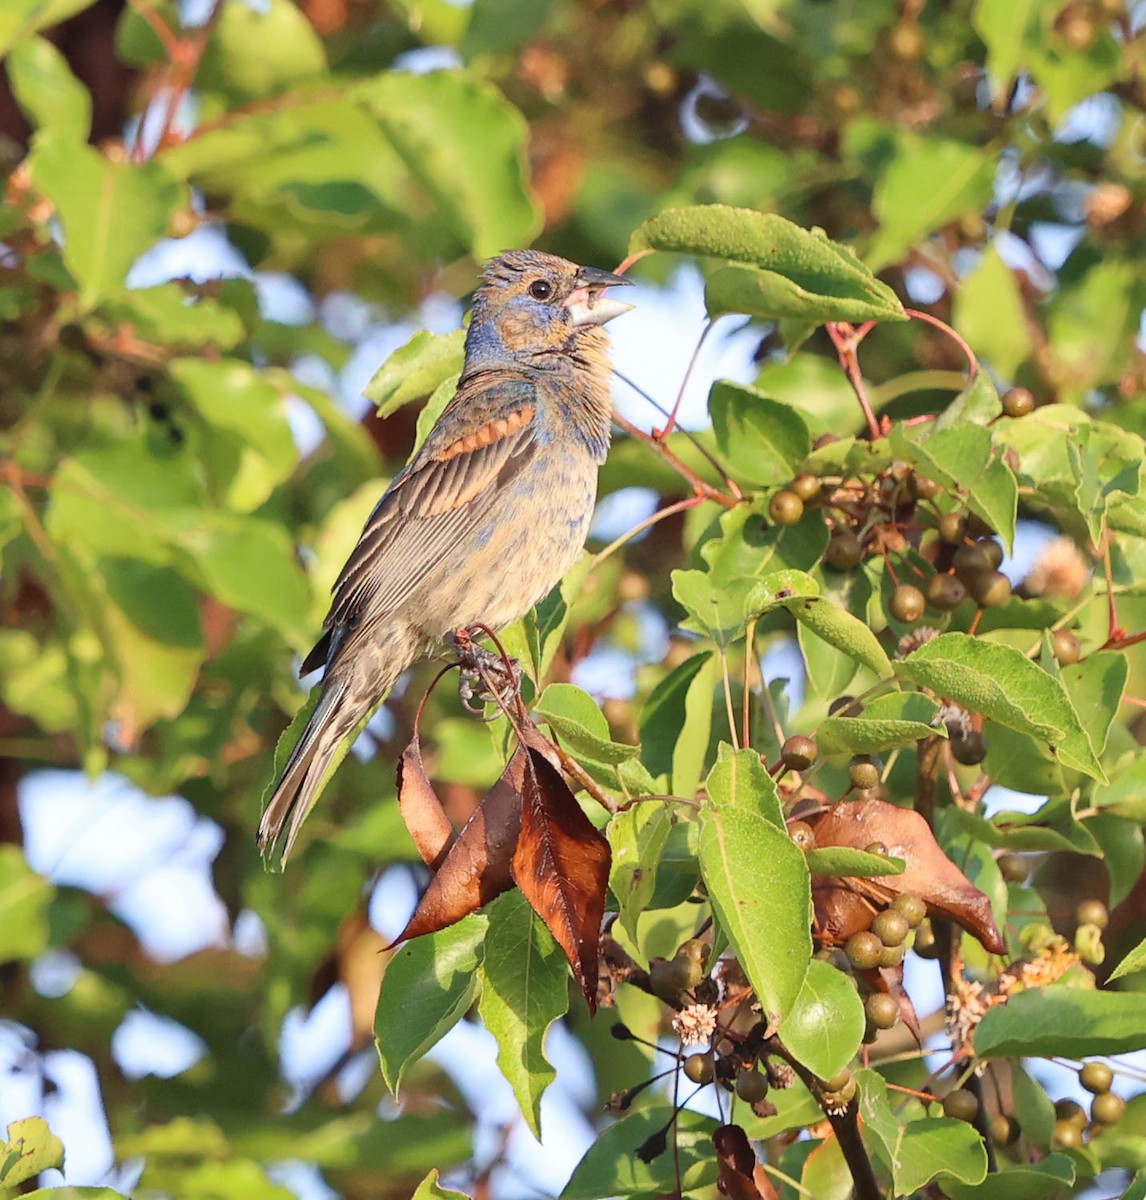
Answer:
[528, 279, 553, 300]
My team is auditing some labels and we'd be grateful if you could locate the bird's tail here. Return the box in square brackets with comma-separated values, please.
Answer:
[257, 668, 390, 868]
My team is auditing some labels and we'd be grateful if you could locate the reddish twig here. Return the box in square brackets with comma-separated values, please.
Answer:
[825, 321, 881, 440]
[904, 307, 979, 376]
[657, 320, 715, 441]
[612, 411, 741, 508]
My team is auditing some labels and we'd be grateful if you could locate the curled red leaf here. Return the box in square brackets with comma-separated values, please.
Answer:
[713, 1125, 779, 1200]
[396, 736, 456, 869]
[809, 798, 1004, 955]
[513, 725, 611, 1011]
[388, 746, 526, 947]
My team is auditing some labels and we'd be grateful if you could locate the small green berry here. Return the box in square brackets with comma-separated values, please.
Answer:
[891, 893, 926, 927]
[1080, 1062, 1114, 1095]
[990, 1114, 1021, 1146]
[889, 583, 926, 623]
[769, 490, 805, 526]
[937, 512, 968, 544]
[683, 1052, 715, 1085]
[871, 910, 911, 948]
[943, 1089, 979, 1122]
[927, 572, 968, 611]
[864, 992, 900, 1030]
[1052, 1119, 1083, 1149]
[781, 735, 818, 771]
[997, 853, 1029, 884]
[735, 1069, 769, 1102]
[1052, 629, 1081, 666]
[1091, 1091, 1125, 1125]
[788, 821, 815, 852]
[844, 931, 884, 970]
[849, 755, 882, 790]
[826, 528, 863, 570]
[1002, 387, 1035, 418]
[951, 730, 988, 766]
[1076, 899, 1109, 930]
[970, 569, 1012, 608]
[790, 473, 821, 502]
[913, 921, 939, 959]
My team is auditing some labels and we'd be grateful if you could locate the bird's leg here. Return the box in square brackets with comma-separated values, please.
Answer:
[449, 628, 522, 715]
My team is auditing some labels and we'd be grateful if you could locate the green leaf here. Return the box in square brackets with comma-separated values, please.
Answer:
[868, 136, 996, 271]
[941, 1155, 1076, 1200]
[671, 567, 748, 645]
[560, 1108, 719, 1200]
[974, 988, 1146, 1058]
[170, 357, 298, 513]
[699, 802, 811, 1022]
[708, 381, 811, 486]
[900, 634, 1105, 781]
[0, 847, 53, 962]
[96, 557, 205, 739]
[354, 71, 541, 257]
[857, 1068, 988, 1193]
[1107, 935, 1146, 983]
[805, 848, 906, 878]
[1, 1117, 65, 1186]
[1058, 650, 1126, 763]
[411, 1169, 471, 1200]
[178, 514, 311, 643]
[640, 650, 713, 783]
[784, 595, 894, 679]
[933, 371, 1003, 432]
[953, 246, 1033, 381]
[630, 205, 905, 323]
[1010, 1061, 1056, 1150]
[6, 35, 90, 142]
[609, 804, 674, 943]
[705, 744, 784, 828]
[363, 329, 466, 417]
[972, 0, 1050, 97]
[23, 1190, 129, 1199]
[0, 0, 94, 57]
[102, 285, 246, 350]
[534, 684, 637, 765]
[778, 959, 864, 1080]
[889, 422, 1018, 553]
[375, 914, 487, 1094]
[816, 691, 941, 755]
[196, 0, 327, 103]
[28, 139, 183, 309]
[477, 892, 569, 1140]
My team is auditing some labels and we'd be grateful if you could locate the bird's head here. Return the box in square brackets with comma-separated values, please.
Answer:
[465, 249, 634, 367]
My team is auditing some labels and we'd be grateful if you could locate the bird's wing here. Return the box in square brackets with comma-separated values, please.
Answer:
[304, 374, 542, 673]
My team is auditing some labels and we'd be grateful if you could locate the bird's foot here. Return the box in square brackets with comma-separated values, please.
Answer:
[449, 628, 522, 715]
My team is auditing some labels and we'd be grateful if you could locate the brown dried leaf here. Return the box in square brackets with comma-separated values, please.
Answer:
[397, 735, 456, 868]
[809, 798, 1004, 954]
[812, 883, 877, 944]
[713, 1125, 779, 1200]
[513, 725, 611, 1010]
[388, 747, 526, 947]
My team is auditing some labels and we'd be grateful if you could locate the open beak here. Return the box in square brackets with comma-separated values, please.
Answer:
[563, 266, 636, 328]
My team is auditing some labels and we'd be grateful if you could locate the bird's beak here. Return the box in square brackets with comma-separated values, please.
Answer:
[564, 266, 636, 328]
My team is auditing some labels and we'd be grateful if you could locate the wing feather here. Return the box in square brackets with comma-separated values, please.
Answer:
[309, 375, 541, 673]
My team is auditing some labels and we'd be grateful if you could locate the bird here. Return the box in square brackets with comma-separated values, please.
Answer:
[258, 250, 634, 864]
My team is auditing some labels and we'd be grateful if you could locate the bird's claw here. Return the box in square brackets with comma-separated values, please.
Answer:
[450, 629, 522, 715]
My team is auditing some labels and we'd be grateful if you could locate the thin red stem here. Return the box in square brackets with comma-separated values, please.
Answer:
[612, 411, 741, 508]
[657, 320, 715, 441]
[904, 307, 979, 376]
[826, 322, 881, 440]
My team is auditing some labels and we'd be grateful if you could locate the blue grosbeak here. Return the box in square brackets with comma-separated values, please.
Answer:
[259, 251, 633, 862]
